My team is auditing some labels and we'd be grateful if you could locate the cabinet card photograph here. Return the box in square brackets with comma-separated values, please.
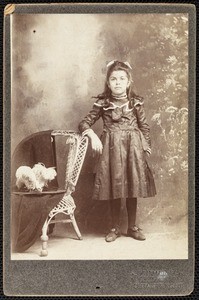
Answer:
[4, 3, 195, 297]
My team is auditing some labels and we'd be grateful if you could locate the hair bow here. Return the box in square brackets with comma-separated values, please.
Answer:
[106, 60, 116, 68]
[123, 61, 132, 70]
[106, 60, 132, 70]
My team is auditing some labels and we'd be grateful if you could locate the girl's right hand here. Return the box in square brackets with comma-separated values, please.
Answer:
[145, 148, 151, 156]
[82, 129, 103, 154]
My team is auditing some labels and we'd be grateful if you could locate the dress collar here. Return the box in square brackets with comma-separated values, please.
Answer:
[103, 101, 133, 111]
[111, 93, 128, 100]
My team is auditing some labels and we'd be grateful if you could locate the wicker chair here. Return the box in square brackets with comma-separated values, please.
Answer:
[11, 130, 88, 256]
[40, 130, 88, 256]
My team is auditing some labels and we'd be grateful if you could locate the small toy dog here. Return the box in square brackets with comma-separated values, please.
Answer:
[16, 163, 57, 192]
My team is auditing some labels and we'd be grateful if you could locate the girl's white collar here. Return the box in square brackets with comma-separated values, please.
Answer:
[103, 101, 133, 111]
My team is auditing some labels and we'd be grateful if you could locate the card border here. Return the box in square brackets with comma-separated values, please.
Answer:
[3, 3, 196, 296]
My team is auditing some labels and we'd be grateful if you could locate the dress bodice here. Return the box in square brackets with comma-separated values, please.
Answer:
[78, 95, 151, 148]
[101, 101, 139, 131]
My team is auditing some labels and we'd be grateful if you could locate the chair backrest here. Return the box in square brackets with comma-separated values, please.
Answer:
[51, 130, 88, 194]
[12, 130, 88, 193]
[11, 130, 58, 191]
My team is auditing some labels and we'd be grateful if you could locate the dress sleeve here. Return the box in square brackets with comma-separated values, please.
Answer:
[78, 100, 103, 133]
[134, 100, 151, 148]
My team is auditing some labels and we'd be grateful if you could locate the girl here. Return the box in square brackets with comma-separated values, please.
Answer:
[78, 60, 156, 242]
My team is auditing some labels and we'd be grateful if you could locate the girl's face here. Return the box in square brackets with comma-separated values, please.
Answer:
[108, 70, 130, 96]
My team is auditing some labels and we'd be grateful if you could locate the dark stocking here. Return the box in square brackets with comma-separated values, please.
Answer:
[110, 198, 121, 229]
[126, 197, 137, 229]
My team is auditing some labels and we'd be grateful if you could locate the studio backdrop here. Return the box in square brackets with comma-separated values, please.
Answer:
[11, 13, 188, 247]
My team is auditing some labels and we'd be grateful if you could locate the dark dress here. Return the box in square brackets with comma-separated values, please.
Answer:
[79, 96, 156, 200]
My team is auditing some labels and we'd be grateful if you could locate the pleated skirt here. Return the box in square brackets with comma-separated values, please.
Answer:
[92, 129, 156, 201]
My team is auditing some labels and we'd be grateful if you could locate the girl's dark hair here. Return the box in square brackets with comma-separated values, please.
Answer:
[95, 61, 139, 101]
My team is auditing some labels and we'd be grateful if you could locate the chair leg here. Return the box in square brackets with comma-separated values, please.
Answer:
[70, 213, 82, 240]
[40, 219, 49, 256]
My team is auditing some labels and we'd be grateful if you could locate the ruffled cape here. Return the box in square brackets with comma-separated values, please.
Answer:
[93, 95, 144, 110]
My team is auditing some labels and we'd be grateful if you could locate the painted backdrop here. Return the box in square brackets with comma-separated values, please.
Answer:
[11, 13, 188, 237]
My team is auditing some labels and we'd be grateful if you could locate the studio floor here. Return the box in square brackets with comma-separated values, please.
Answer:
[11, 224, 188, 260]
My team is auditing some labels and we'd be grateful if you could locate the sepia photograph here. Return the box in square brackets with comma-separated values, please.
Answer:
[4, 3, 195, 296]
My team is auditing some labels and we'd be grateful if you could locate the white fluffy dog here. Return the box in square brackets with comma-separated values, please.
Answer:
[16, 163, 57, 192]
[16, 166, 37, 191]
